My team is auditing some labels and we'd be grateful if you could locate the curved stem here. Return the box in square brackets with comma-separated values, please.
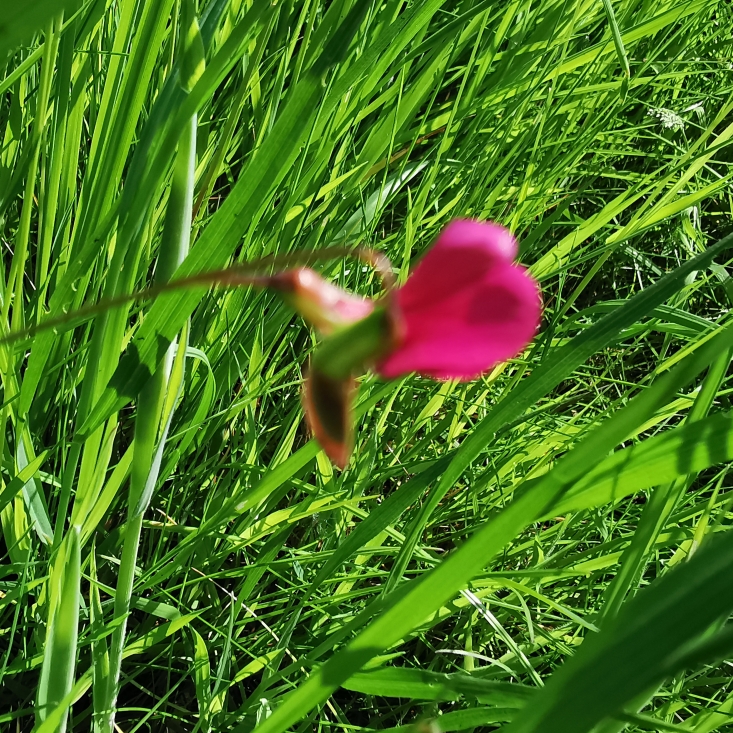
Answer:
[0, 246, 394, 347]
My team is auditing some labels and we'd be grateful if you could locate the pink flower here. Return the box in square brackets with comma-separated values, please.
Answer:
[376, 219, 541, 380]
[283, 219, 541, 467]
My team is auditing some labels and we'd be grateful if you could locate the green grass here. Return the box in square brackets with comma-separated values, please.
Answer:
[2, 0, 733, 731]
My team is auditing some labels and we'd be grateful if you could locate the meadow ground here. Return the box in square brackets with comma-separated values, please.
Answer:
[2, 1, 733, 731]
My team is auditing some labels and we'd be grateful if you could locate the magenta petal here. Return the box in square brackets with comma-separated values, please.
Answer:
[441, 219, 518, 260]
[376, 220, 541, 381]
[332, 292, 375, 323]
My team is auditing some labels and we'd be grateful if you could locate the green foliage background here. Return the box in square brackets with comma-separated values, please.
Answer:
[1, 0, 733, 731]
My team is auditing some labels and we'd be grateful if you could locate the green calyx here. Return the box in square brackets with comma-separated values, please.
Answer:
[311, 306, 395, 381]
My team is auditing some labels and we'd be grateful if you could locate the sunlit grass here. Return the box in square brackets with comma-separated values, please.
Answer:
[1, 1, 733, 732]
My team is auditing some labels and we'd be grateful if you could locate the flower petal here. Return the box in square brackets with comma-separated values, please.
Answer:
[376, 220, 541, 381]
[269, 269, 374, 334]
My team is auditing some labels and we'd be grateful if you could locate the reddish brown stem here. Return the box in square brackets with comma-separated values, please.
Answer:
[0, 245, 394, 347]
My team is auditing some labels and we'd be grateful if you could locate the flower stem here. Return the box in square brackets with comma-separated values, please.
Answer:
[0, 246, 394, 348]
